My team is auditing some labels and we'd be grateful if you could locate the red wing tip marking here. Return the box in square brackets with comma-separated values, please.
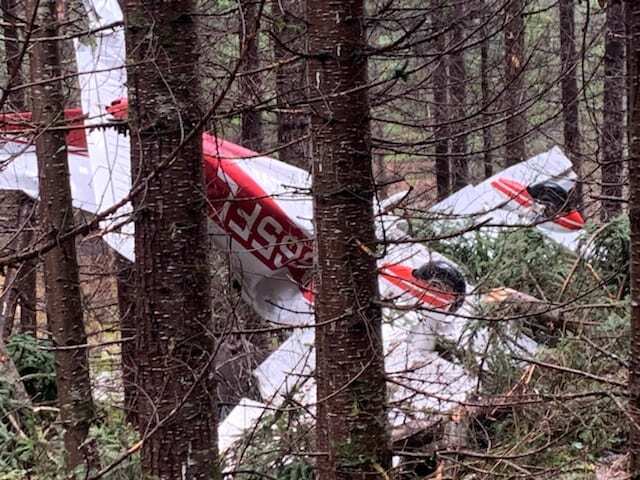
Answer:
[379, 263, 456, 311]
[492, 177, 585, 232]
[554, 210, 585, 231]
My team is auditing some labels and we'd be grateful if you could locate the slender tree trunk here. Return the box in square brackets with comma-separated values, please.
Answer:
[115, 255, 137, 425]
[239, 0, 263, 151]
[628, 1, 635, 151]
[504, 0, 526, 166]
[480, 0, 493, 179]
[2, 0, 26, 109]
[558, 0, 582, 205]
[307, 0, 391, 477]
[0, 192, 26, 338]
[14, 195, 37, 336]
[628, 0, 640, 475]
[28, 0, 97, 471]
[272, 0, 309, 168]
[602, 0, 625, 221]
[431, 0, 450, 199]
[0, 194, 37, 340]
[449, 0, 468, 191]
[0, 267, 19, 338]
[16, 258, 36, 335]
[1, 259, 36, 339]
[125, 1, 218, 477]
[0, 1, 38, 339]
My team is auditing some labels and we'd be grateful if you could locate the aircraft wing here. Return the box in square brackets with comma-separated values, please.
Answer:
[0, 108, 98, 212]
[73, 0, 133, 259]
[430, 147, 584, 251]
[0, 0, 133, 257]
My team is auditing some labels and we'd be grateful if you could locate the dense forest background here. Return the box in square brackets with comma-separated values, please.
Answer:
[0, 0, 638, 479]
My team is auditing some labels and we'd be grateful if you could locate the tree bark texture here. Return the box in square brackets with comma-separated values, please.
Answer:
[239, 0, 263, 151]
[2, 0, 27, 110]
[504, 0, 526, 166]
[1, 259, 36, 339]
[601, 0, 625, 221]
[628, 1, 635, 151]
[0, 191, 37, 339]
[0, 267, 19, 337]
[125, 1, 218, 478]
[449, 0, 468, 192]
[628, 1, 640, 475]
[558, 0, 582, 206]
[28, 0, 96, 471]
[307, 0, 392, 478]
[273, 0, 309, 169]
[115, 255, 137, 425]
[430, 0, 450, 200]
[16, 255, 36, 335]
[480, 0, 493, 179]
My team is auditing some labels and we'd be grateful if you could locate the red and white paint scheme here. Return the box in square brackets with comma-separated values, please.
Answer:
[0, 0, 584, 322]
[0, 1, 470, 448]
[489, 177, 585, 232]
[106, 98, 465, 321]
[0, 99, 465, 326]
[0, 0, 554, 450]
[430, 146, 585, 252]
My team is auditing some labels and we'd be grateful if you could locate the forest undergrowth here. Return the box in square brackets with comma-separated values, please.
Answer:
[0, 217, 631, 479]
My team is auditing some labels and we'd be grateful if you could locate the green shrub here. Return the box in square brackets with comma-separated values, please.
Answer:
[583, 215, 630, 296]
[6, 334, 57, 403]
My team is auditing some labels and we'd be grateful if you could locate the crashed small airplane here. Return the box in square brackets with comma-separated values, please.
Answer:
[0, 0, 586, 456]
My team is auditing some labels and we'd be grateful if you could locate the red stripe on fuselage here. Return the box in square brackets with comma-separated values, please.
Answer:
[203, 134, 313, 284]
[111, 99, 314, 281]
[490, 178, 533, 208]
[108, 99, 453, 310]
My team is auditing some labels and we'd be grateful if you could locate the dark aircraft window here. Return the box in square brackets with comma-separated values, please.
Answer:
[412, 260, 466, 313]
[526, 180, 575, 218]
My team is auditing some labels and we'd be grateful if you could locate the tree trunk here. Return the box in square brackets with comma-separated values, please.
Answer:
[125, 1, 218, 478]
[239, 0, 263, 151]
[28, 0, 97, 471]
[628, 1, 635, 151]
[0, 192, 37, 339]
[2, 0, 27, 110]
[558, 0, 582, 206]
[480, 0, 493, 179]
[115, 255, 137, 425]
[0, 267, 19, 338]
[307, 0, 391, 478]
[449, 0, 468, 191]
[628, 1, 640, 475]
[601, 0, 625, 221]
[14, 195, 37, 337]
[272, 0, 309, 169]
[16, 257, 36, 335]
[504, 0, 526, 166]
[1, 260, 36, 339]
[430, 0, 450, 200]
